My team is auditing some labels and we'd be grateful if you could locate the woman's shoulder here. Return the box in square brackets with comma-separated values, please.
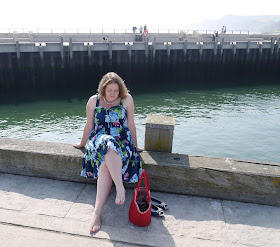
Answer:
[123, 93, 133, 102]
[123, 93, 134, 109]
[87, 94, 98, 108]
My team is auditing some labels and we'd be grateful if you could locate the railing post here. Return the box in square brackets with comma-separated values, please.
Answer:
[144, 115, 175, 153]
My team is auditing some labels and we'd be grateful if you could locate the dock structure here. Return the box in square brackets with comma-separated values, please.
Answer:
[0, 31, 280, 91]
[1, 31, 279, 65]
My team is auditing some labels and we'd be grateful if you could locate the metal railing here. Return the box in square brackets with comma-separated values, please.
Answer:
[0, 28, 182, 34]
[185, 30, 253, 35]
[0, 28, 266, 36]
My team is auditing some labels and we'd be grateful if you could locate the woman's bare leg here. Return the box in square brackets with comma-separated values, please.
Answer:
[104, 149, 126, 205]
[90, 162, 112, 233]
[90, 148, 124, 232]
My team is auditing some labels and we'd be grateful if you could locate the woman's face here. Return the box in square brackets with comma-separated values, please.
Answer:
[104, 82, 120, 101]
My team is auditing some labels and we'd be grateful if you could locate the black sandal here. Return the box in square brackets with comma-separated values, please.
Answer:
[151, 196, 168, 210]
[151, 204, 164, 217]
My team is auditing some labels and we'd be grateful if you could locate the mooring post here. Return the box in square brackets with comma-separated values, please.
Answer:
[144, 115, 175, 153]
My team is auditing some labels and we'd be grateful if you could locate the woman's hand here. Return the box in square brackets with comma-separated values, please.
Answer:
[74, 143, 85, 149]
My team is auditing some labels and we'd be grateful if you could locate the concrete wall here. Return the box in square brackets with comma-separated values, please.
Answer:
[0, 138, 280, 207]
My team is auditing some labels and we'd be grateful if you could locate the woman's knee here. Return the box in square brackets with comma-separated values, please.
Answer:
[106, 148, 121, 161]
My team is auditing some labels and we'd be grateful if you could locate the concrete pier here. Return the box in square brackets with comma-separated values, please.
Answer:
[1, 172, 280, 247]
[0, 31, 280, 92]
[0, 137, 280, 246]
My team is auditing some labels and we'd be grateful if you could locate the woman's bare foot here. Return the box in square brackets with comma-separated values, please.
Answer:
[115, 186, 126, 205]
[89, 211, 101, 233]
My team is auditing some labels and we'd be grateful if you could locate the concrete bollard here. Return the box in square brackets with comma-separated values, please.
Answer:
[144, 115, 175, 153]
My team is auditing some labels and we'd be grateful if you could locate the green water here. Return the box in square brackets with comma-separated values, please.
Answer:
[0, 85, 280, 163]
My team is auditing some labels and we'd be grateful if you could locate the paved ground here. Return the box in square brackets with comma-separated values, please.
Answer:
[0, 173, 280, 247]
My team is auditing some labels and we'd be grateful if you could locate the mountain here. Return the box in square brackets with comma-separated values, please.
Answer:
[184, 15, 280, 34]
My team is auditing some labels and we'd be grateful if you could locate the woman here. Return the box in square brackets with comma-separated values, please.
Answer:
[74, 72, 143, 232]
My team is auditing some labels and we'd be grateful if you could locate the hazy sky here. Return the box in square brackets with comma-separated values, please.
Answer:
[1, 0, 280, 30]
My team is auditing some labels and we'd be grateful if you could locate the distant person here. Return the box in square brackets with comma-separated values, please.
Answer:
[74, 72, 143, 233]
[102, 37, 109, 42]
[224, 26, 227, 34]
[139, 26, 143, 33]
[215, 31, 218, 37]
[143, 27, 148, 41]
[132, 26, 137, 33]
[144, 24, 147, 31]
[143, 29, 148, 37]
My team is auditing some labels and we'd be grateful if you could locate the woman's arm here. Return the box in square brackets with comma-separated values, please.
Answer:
[125, 94, 143, 151]
[74, 95, 96, 148]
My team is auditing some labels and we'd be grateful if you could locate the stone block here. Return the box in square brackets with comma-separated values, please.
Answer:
[145, 115, 174, 153]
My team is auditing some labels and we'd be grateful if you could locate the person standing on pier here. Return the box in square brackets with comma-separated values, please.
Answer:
[143, 24, 148, 41]
[74, 72, 143, 233]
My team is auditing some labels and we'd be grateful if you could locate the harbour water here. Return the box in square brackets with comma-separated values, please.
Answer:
[0, 83, 279, 163]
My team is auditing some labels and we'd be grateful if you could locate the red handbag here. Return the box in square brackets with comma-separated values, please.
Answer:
[129, 169, 152, 227]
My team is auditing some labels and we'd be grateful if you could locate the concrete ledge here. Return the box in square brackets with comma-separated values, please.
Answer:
[0, 138, 280, 206]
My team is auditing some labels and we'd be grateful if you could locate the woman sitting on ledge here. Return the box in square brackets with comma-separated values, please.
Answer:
[74, 72, 143, 232]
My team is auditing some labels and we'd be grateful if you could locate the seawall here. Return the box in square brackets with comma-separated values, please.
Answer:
[1, 137, 280, 207]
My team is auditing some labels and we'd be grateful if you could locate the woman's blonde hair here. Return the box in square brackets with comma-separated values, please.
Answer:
[97, 72, 129, 98]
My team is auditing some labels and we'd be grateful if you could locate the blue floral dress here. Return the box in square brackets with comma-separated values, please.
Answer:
[81, 95, 142, 183]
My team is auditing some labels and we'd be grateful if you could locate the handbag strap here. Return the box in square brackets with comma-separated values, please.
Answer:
[136, 169, 150, 192]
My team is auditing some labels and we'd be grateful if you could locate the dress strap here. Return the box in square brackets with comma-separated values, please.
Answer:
[120, 98, 124, 106]
[96, 94, 100, 107]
